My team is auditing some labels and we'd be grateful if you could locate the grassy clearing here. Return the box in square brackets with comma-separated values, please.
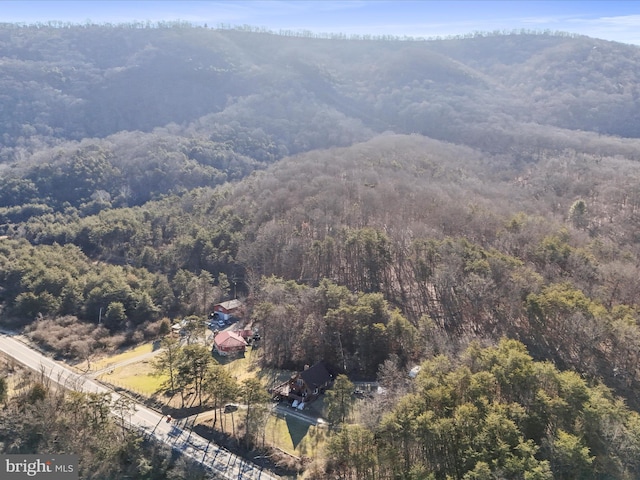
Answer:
[95, 342, 263, 399]
[215, 346, 264, 384]
[95, 344, 271, 400]
[266, 413, 327, 458]
[99, 358, 166, 396]
[215, 347, 296, 389]
[258, 365, 295, 390]
[90, 342, 156, 371]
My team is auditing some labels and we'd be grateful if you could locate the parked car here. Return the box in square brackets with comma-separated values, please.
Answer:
[223, 403, 238, 413]
[217, 319, 226, 328]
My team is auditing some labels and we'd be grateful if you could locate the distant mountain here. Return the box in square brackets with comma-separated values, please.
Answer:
[1, 26, 639, 156]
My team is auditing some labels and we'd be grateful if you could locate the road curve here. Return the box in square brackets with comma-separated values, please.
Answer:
[0, 333, 280, 480]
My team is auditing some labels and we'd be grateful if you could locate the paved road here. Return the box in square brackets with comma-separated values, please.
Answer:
[0, 333, 280, 480]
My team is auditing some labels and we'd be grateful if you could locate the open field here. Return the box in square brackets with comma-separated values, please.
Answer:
[266, 412, 326, 458]
[98, 356, 166, 396]
[89, 342, 156, 372]
[98, 349, 168, 397]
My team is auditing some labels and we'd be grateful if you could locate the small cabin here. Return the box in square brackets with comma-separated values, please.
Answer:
[213, 299, 243, 320]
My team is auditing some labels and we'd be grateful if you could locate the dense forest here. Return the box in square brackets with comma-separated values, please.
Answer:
[2, 23, 640, 478]
[327, 339, 640, 479]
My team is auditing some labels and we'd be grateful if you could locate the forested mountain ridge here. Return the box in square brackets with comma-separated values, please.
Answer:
[4, 24, 640, 479]
[1, 25, 639, 215]
[1, 25, 639, 153]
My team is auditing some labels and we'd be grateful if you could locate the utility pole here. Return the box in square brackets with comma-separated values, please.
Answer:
[336, 332, 346, 371]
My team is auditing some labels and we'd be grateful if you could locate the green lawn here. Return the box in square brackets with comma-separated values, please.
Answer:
[266, 412, 327, 458]
[91, 342, 156, 371]
[214, 345, 263, 384]
[98, 358, 166, 396]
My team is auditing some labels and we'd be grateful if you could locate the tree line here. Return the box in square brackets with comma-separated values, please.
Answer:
[323, 339, 640, 479]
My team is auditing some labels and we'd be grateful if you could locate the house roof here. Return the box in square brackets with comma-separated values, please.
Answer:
[299, 361, 333, 389]
[214, 331, 247, 349]
[236, 329, 253, 339]
[215, 299, 243, 311]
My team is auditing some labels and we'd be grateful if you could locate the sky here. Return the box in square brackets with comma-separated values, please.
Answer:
[2, 1, 640, 45]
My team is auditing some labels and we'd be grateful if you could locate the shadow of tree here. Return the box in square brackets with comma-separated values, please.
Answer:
[257, 367, 293, 389]
[286, 413, 310, 449]
[212, 351, 245, 365]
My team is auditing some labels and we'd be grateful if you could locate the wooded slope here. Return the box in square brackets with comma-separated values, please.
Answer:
[3, 24, 640, 479]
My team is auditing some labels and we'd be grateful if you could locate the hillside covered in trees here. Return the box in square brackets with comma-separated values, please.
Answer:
[3, 23, 640, 478]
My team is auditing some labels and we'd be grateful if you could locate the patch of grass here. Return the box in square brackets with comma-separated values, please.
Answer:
[195, 408, 327, 458]
[258, 365, 295, 389]
[266, 413, 327, 458]
[99, 359, 166, 396]
[216, 346, 264, 384]
[91, 342, 156, 371]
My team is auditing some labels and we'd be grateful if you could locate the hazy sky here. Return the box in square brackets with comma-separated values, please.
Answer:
[2, 1, 640, 45]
